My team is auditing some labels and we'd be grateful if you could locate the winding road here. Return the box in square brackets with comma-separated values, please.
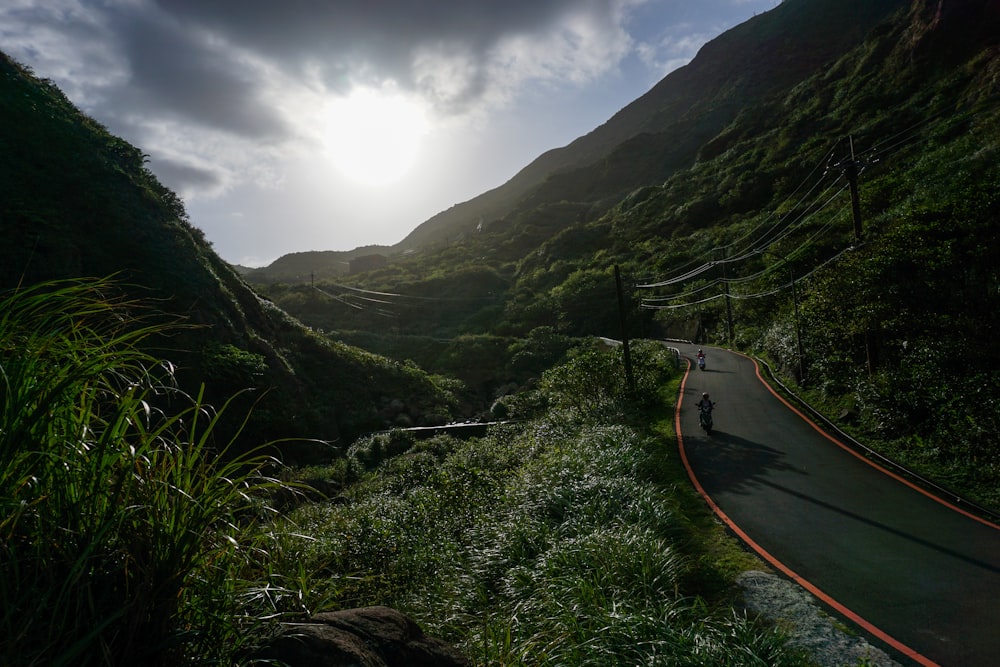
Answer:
[675, 344, 1000, 667]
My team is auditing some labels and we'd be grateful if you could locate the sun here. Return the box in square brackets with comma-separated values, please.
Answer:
[323, 88, 428, 187]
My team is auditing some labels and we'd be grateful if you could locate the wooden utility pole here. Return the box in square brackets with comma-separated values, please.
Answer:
[720, 247, 734, 345]
[789, 266, 805, 382]
[614, 265, 635, 393]
[843, 136, 874, 374]
[845, 136, 864, 243]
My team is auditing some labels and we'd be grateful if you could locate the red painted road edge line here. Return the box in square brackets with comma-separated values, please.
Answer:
[675, 358, 941, 667]
[739, 351, 1000, 531]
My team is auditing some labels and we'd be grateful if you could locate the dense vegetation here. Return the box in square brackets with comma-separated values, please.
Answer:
[3, 0, 1000, 664]
[0, 51, 458, 451]
[271, 340, 815, 666]
[255, 0, 1000, 509]
[0, 279, 284, 665]
[0, 284, 815, 664]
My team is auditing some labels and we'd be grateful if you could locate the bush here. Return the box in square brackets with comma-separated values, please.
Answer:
[539, 339, 677, 422]
[0, 278, 286, 666]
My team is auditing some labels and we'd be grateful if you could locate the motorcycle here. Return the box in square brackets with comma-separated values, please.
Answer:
[699, 403, 714, 435]
[697, 355, 706, 371]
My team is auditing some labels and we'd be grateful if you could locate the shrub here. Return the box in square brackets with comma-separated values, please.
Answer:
[0, 278, 285, 666]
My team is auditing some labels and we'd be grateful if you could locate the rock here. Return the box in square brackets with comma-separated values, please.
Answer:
[737, 571, 901, 667]
[838, 407, 858, 424]
[256, 606, 469, 667]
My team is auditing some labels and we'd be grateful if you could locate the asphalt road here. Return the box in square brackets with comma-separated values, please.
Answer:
[675, 344, 1000, 667]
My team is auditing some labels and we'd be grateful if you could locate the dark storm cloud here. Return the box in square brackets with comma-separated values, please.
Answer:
[149, 155, 225, 197]
[151, 0, 623, 107]
[153, 0, 577, 59]
[102, 5, 291, 140]
[4, 1, 631, 137]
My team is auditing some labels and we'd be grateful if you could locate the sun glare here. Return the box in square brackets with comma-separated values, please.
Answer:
[323, 88, 428, 187]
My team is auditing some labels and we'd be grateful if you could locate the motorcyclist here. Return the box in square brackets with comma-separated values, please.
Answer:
[696, 392, 715, 432]
[696, 348, 706, 369]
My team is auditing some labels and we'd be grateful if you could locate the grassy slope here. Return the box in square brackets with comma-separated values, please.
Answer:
[273, 342, 812, 666]
[262, 0, 1000, 506]
[0, 52, 457, 452]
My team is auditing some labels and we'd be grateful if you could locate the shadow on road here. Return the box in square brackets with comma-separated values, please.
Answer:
[754, 477, 1000, 575]
[684, 429, 804, 497]
[687, 430, 1000, 575]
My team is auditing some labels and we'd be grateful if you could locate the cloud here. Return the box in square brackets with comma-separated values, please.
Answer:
[149, 155, 226, 198]
[636, 26, 718, 77]
[1, 0, 781, 263]
[147, 0, 642, 115]
[102, 5, 291, 140]
[3, 0, 645, 184]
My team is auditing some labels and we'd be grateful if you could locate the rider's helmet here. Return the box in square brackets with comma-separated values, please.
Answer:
[702, 392, 709, 398]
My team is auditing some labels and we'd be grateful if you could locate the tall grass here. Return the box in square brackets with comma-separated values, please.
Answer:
[274, 341, 812, 666]
[0, 278, 284, 666]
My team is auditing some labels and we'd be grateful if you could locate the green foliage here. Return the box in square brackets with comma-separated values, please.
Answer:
[505, 326, 575, 377]
[0, 278, 288, 666]
[433, 334, 511, 389]
[0, 53, 460, 451]
[347, 429, 420, 472]
[266, 346, 809, 665]
[201, 342, 268, 385]
[540, 340, 677, 423]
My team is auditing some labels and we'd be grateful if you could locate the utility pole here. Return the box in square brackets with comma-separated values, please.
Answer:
[844, 135, 863, 243]
[614, 265, 635, 393]
[720, 247, 734, 345]
[843, 135, 875, 374]
[789, 266, 805, 382]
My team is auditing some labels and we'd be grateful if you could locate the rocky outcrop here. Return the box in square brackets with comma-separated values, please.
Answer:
[255, 606, 469, 667]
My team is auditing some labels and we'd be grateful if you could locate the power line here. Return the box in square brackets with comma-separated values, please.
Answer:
[314, 285, 397, 317]
[637, 178, 848, 291]
[636, 144, 842, 288]
[641, 244, 857, 310]
[324, 281, 499, 302]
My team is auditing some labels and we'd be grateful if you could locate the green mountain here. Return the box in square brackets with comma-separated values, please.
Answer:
[393, 0, 909, 250]
[0, 52, 458, 456]
[255, 0, 1000, 503]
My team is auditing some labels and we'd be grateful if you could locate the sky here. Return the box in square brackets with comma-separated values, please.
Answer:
[2, 0, 781, 267]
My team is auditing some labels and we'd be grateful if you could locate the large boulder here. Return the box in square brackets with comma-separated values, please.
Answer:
[256, 606, 469, 667]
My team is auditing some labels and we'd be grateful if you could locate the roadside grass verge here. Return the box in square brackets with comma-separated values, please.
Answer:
[273, 341, 812, 666]
[0, 279, 290, 666]
[2, 281, 810, 665]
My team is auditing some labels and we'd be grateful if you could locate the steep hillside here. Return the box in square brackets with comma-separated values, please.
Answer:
[0, 53, 457, 454]
[409, 0, 909, 248]
[268, 0, 908, 260]
[259, 0, 1000, 505]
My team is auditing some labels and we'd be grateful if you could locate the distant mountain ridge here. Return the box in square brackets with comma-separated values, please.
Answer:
[396, 0, 907, 246]
[235, 245, 393, 283]
[251, 0, 909, 276]
[0, 53, 457, 451]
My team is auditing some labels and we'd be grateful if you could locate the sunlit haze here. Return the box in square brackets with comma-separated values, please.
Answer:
[2, 1, 780, 267]
[323, 88, 429, 186]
